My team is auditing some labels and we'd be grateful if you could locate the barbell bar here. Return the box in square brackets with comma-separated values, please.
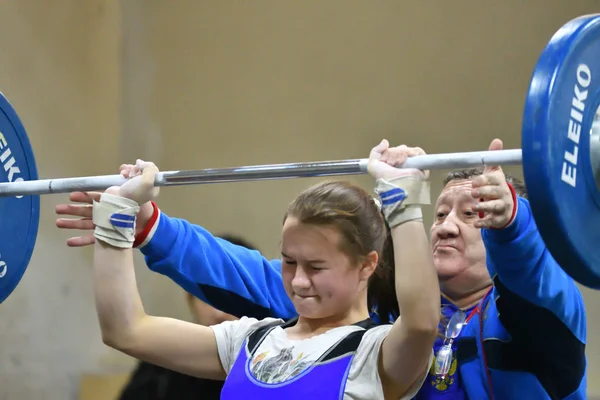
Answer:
[1, 14, 600, 305]
[0, 149, 524, 196]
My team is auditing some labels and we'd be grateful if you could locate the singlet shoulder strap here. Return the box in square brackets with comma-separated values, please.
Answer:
[247, 320, 285, 355]
[320, 320, 379, 363]
[354, 318, 377, 330]
[246, 317, 379, 358]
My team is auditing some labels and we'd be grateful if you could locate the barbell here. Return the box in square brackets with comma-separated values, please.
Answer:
[1, 14, 600, 304]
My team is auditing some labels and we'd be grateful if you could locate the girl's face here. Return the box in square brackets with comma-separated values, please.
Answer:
[280, 217, 375, 320]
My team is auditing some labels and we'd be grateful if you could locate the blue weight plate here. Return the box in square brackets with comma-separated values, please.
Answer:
[522, 14, 600, 289]
[0, 93, 39, 304]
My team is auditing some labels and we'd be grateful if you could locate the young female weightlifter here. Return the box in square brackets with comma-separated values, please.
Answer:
[89, 140, 440, 399]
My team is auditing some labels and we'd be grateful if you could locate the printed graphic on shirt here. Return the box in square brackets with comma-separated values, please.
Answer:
[251, 346, 312, 383]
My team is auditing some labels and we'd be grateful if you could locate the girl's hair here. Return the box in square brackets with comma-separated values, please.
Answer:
[284, 180, 398, 323]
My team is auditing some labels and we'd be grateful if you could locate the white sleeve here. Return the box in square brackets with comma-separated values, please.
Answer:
[210, 316, 283, 374]
[347, 324, 434, 400]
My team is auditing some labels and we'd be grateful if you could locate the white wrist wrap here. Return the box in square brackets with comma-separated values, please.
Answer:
[375, 176, 431, 228]
[93, 193, 140, 249]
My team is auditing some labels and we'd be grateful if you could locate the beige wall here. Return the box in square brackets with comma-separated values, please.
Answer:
[0, 1, 599, 398]
[0, 1, 123, 399]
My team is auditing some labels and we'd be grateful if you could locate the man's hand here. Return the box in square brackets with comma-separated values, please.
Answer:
[472, 138, 515, 229]
[55, 191, 100, 247]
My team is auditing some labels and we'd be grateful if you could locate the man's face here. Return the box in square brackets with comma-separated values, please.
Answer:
[430, 179, 489, 287]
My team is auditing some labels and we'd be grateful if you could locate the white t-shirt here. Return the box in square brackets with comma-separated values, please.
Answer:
[211, 316, 433, 400]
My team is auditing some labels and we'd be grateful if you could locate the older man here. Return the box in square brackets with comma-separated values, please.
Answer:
[56, 139, 586, 399]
